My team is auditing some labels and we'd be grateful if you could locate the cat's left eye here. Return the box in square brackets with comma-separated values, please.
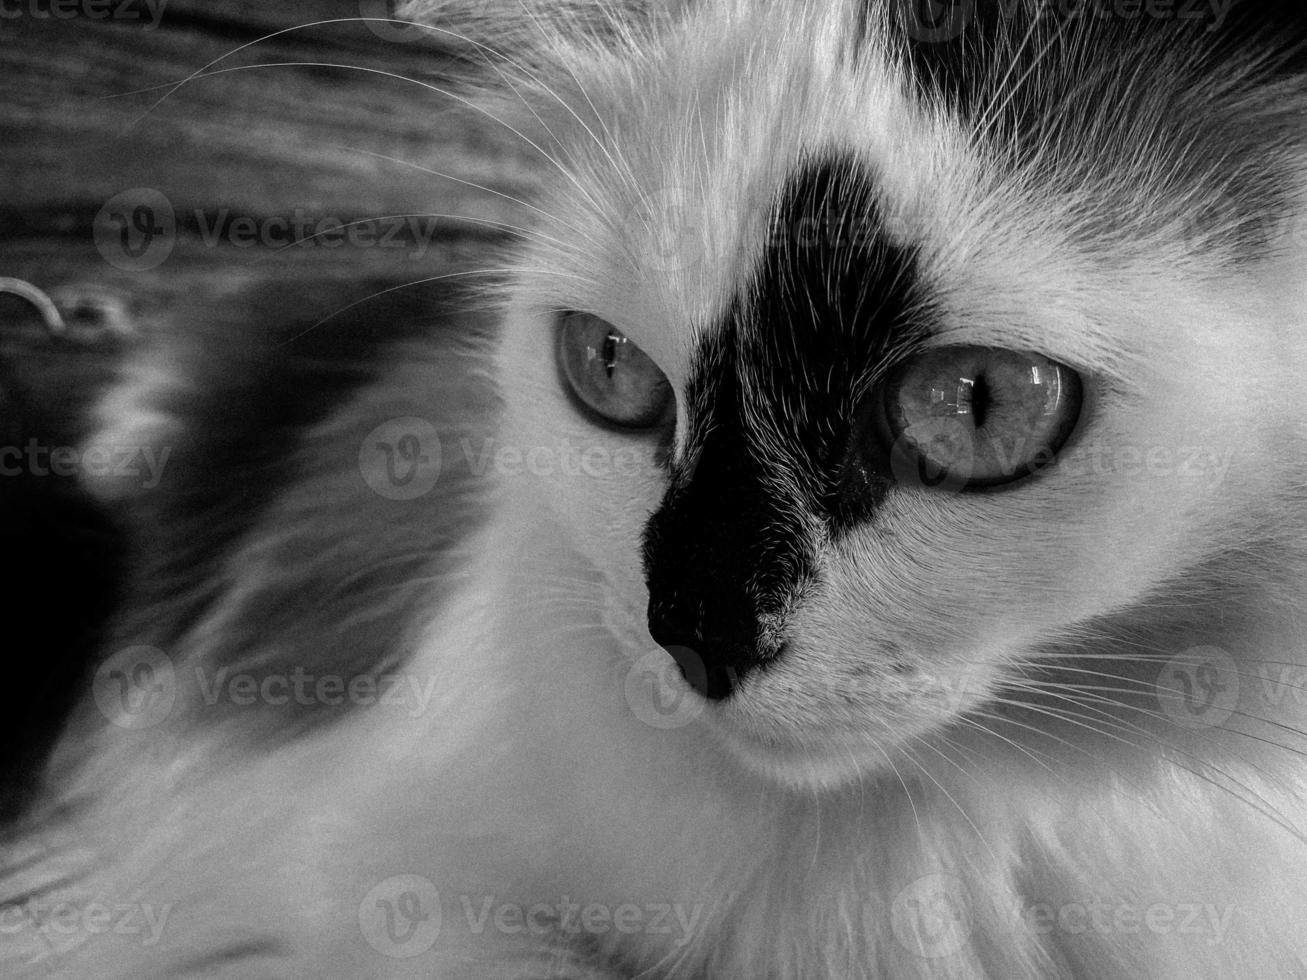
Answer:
[557, 312, 674, 429]
[877, 345, 1083, 490]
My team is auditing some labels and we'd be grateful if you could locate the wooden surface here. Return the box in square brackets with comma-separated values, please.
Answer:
[0, 0, 533, 465]
[1, 0, 531, 346]
[0, 0, 527, 806]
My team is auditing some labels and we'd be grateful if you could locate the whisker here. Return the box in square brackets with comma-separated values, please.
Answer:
[271, 211, 585, 259]
[1013, 664, 1307, 754]
[1017, 680, 1307, 774]
[510, 1, 643, 202]
[987, 688, 1307, 843]
[122, 60, 607, 216]
[319, 144, 582, 235]
[947, 715, 1064, 782]
[878, 743, 925, 848]
[276, 266, 594, 348]
[896, 743, 1000, 865]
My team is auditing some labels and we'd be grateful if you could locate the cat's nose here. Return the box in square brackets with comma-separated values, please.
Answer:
[642, 462, 806, 700]
[646, 609, 743, 701]
[641, 381, 810, 702]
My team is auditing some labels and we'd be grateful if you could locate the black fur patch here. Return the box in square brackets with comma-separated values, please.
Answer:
[889, 0, 1307, 113]
[81, 280, 496, 748]
[642, 155, 929, 698]
[885, 0, 1307, 257]
[0, 384, 124, 820]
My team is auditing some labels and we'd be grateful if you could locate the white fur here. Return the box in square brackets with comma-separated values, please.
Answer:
[7, 0, 1307, 977]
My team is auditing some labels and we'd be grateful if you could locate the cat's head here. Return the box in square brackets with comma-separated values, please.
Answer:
[404, 0, 1307, 788]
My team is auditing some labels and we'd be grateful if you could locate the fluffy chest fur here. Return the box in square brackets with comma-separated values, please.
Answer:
[6, 0, 1307, 977]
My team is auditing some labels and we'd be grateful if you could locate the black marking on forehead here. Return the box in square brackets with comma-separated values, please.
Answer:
[882, 0, 1307, 257]
[642, 154, 929, 696]
[887, 0, 1028, 116]
[888, 0, 1307, 113]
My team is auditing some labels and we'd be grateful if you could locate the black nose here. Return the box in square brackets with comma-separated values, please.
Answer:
[647, 614, 744, 701]
[639, 336, 812, 702]
[642, 468, 804, 702]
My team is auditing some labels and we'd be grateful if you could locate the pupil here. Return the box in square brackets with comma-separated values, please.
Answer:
[602, 331, 621, 378]
[970, 375, 990, 428]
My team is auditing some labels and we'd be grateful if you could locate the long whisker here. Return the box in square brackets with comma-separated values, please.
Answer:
[125, 60, 608, 217]
[112, 16, 558, 127]
[511, 1, 643, 202]
[897, 743, 1000, 864]
[275, 266, 593, 348]
[108, 13, 640, 233]
[964, 705, 1227, 836]
[271, 212, 580, 258]
[315, 144, 549, 222]
[878, 743, 925, 848]
[986, 688, 1307, 843]
[1014, 663, 1307, 755]
[947, 715, 1063, 782]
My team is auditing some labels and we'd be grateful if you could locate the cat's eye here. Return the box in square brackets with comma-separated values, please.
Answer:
[879, 346, 1082, 490]
[557, 312, 674, 429]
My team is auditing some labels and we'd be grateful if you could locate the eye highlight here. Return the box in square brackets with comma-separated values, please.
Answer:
[557, 312, 674, 429]
[878, 346, 1082, 490]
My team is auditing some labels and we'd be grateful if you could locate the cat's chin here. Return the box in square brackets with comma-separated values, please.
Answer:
[691, 706, 905, 792]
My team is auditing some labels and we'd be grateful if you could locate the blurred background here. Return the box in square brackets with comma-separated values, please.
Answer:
[0, 0, 525, 813]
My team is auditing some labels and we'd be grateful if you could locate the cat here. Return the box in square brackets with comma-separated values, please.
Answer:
[6, 0, 1307, 977]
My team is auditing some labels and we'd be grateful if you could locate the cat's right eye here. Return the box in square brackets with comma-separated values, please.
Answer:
[877, 345, 1083, 490]
[557, 312, 674, 429]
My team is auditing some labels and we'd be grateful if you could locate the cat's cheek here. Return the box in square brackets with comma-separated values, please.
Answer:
[495, 320, 665, 585]
[493, 414, 667, 640]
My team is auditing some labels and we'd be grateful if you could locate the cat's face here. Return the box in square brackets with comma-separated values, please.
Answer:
[442, 0, 1307, 787]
